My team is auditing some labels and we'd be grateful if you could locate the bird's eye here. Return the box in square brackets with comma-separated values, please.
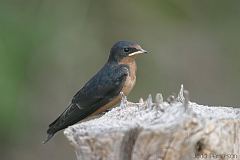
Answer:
[123, 47, 130, 52]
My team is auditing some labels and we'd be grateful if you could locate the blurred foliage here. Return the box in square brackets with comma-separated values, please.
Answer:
[0, 0, 240, 159]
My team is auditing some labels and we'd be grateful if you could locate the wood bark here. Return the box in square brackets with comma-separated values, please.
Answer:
[64, 85, 240, 160]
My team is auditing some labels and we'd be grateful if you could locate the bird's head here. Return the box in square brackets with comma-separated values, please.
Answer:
[108, 41, 147, 63]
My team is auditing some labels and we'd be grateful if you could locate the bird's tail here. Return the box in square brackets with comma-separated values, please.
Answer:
[42, 133, 54, 144]
[42, 116, 60, 144]
[43, 103, 88, 144]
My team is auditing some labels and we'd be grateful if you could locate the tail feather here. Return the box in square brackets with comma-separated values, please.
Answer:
[49, 116, 61, 127]
[42, 133, 54, 144]
[43, 123, 58, 144]
[43, 103, 84, 144]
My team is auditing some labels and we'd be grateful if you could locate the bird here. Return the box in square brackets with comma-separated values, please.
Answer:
[43, 40, 147, 143]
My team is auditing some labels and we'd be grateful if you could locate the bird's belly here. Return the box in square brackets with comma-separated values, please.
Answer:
[121, 74, 136, 95]
[90, 96, 121, 116]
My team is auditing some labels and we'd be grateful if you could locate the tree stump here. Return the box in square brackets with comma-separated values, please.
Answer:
[64, 85, 240, 160]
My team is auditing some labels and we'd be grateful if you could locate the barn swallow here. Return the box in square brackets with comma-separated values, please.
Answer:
[43, 40, 147, 143]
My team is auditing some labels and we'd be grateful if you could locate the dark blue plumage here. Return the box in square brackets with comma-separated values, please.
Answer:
[44, 41, 147, 143]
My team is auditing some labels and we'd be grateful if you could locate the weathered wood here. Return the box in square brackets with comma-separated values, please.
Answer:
[64, 85, 240, 160]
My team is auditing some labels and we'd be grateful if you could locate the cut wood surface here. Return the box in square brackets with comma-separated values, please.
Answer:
[64, 85, 240, 160]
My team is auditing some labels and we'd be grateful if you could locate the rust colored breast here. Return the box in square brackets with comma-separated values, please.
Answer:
[120, 57, 137, 95]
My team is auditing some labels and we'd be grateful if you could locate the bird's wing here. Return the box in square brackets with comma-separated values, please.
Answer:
[72, 64, 128, 106]
[44, 64, 129, 143]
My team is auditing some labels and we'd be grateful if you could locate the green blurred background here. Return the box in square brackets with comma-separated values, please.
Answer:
[0, 0, 239, 159]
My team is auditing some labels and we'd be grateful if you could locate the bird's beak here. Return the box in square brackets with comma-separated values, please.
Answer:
[141, 49, 148, 54]
[128, 48, 148, 56]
